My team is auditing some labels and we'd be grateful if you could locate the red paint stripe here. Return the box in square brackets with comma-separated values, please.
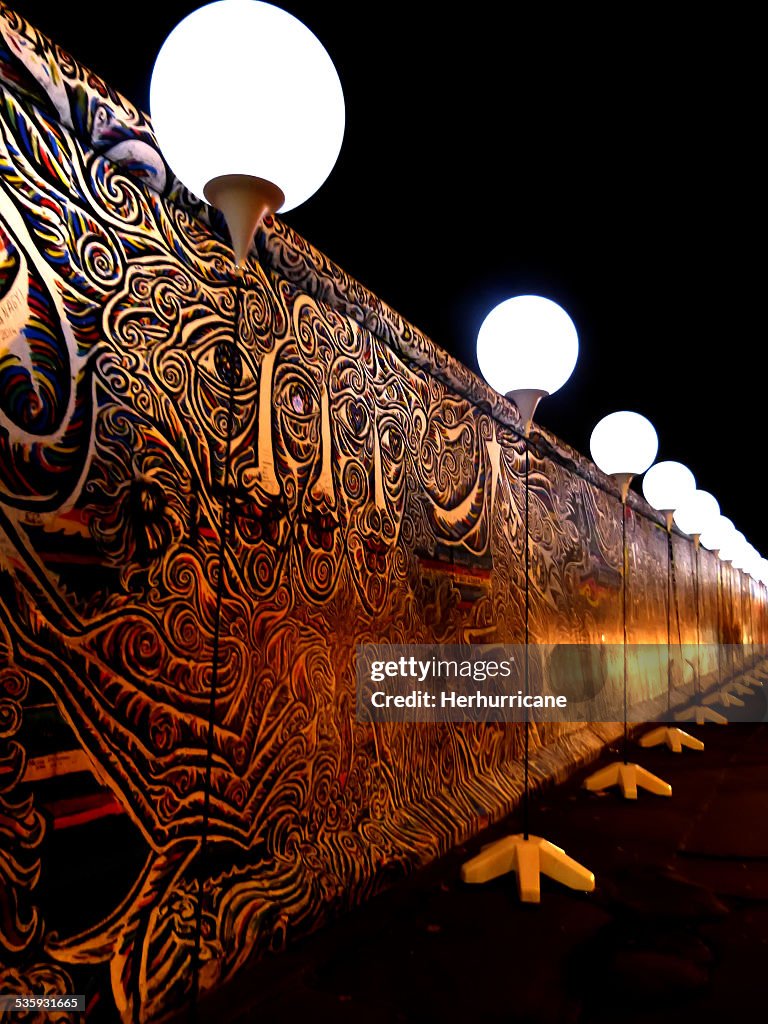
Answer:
[418, 557, 491, 579]
[48, 793, 125, 830]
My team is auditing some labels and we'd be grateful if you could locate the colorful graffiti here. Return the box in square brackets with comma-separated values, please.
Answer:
[0, 6, 763, 1023]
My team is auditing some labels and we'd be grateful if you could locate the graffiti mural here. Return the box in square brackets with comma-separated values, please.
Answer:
[0, 6, 763, 1023]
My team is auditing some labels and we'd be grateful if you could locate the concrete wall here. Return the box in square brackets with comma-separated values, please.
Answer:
[0, 7, 763, 1020]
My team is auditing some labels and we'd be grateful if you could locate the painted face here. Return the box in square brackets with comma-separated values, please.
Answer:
[336, 342, 410, 612]
[239, 289, 413, 613]
[267, 294, 347, 603]
[403, 375, 499, 566]
[197, 284, 294, 599]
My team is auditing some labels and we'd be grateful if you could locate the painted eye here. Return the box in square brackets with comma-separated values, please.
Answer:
[288, 381, 312, 415]
[348, 399, 368, 434]
[380, 426, 403, 460]
[214, 341, 243, 386]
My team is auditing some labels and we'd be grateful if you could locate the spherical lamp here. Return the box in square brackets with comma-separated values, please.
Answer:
[590, 411, 658, 501]
[475, 295, 578, 434]
[150, 0, 345, 264]
[700, 514, 734, 553]
[712, 516, 736, 557]
[718, 531, 739, 563]
[673, 490, 720, 541]
[642, 460, 696, 529]
[744, 545, 761, 577]
[731, 535, 751, 571]
[721, 529, 746, 564]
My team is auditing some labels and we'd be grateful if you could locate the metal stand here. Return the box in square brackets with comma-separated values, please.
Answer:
[675, 704, 728, 726]
[461, 835, 596, 902]
[640, 513, 704, 754]
[583, 478, 672, 799]
[583, 761, 672, 799]
[675, 537, 731, 724]
[461, 408, 594, 901]
[639, 726, 704, 753]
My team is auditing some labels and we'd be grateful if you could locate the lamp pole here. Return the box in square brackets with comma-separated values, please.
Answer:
[638, 462, 703, 752]
[706, 531, 756, 706]
[702, 516, 738, 712]
[150, 1, 345, 1014]
[582, 411, 672, 800]
[461, 294, 594, 902]
[671, 493, 733, 723]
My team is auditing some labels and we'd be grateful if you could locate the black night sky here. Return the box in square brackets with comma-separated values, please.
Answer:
[7, 2, 763, 549]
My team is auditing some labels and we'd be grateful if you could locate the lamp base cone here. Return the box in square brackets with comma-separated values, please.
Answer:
[204, 174, 284, 268]
[611, 472, 634, 503]
[461, 833, 594, 903]
[639, 726, 704, 753]
[506, 389, 548, 437]
[583, 761, 672, 800]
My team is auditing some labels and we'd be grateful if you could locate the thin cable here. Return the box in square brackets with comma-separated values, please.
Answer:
[668, 532, 686, 717]
[667, 526, 672, 715]
[191, 272, 244, 1015]
[741, 573, 749, 675]
[622, 497, 628, 764]
[523, 439, 530, 841]
[672, 535, 683, 650]
[728, 566, 735, 681]
[694, 544, 701, 699]
[716, 557, 722, 685]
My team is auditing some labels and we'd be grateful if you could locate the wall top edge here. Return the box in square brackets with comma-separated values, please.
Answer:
[0, 3, 700, 535]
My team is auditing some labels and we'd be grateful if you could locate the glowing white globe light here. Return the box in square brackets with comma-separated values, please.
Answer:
[722, 529, 747, 564]
[718, 516, 736, 541]
[718, 529, 740, 562]
[744, 546, 761, 576]
[673, 489, 720, 537]
[700, 514, 734, 551]
[150, 0, 345, 214]
[476, 295, 579, 398]
[589, 411, 658, 477]
[739, 549, 754, 573]
[734, 540, 757, 573]
[758, 558, 768, 583]
[731, 542, 749, 570]
[641, 461, 696, 512]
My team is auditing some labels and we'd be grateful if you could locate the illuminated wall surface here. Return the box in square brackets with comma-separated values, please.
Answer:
[0, 6, 765, 1021]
